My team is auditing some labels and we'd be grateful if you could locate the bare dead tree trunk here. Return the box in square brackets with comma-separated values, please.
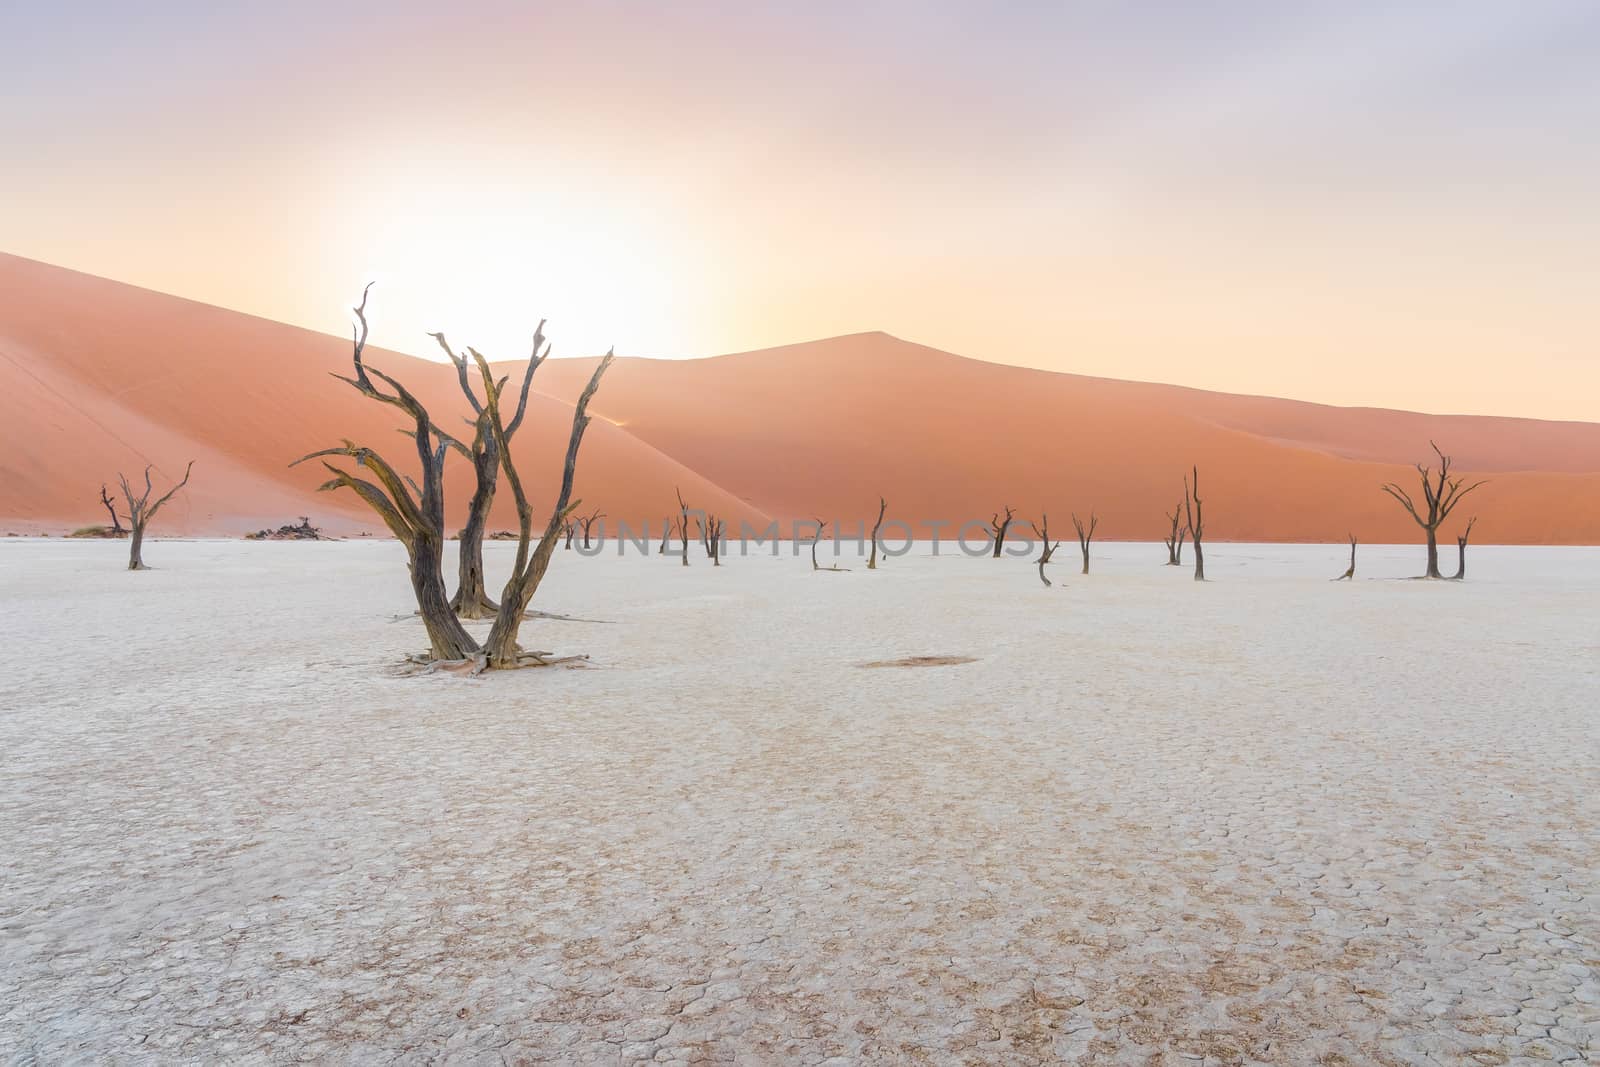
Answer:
[676, 487, 690, 567]
[293, 285, 477, 662]
[659, 518, 670, 554]
[580, 509, 604, 550]
[705, 516, 724, 566]
[989, 505, 1015, 558]
[1071, 511, 1098, 575]
[1164, 501, 1184, 565]
[1381, 441, 1487, 580]
[99, 484, 127, 536]
[564, 521, 576, 549]
[117, 462, 193, 570]
[1333, 534, 1357, 581]
[1452, 516, 1477, 580]
[867, 496, 887, 569]
[429, 328, 547, 619]
[1030, 515, 1061, 587]
[471, 346, 616, 670]
[1184, 467, 1205, 582]
[812, 519, 824, 571]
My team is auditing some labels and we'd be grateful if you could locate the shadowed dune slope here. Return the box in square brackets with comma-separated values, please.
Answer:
[4, 252, 1598, 542]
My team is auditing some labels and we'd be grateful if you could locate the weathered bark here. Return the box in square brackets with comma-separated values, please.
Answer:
[117, 461, 193, 570]
[99, 484, 127, 535]
[1030, 515, 1061, 587]
[867, 497, 887, 569]
[293, 285, 477, 662]
[989, 506, 1015, 558]
[1452, 517, 1477, 580]
[1184, 467, 1205, 582]
[1380, 441, 1487, 579]
[1164, 501, 1185, 565]
[473, 347, 616, 669]
[1333, 534, 1357, 581]
[1071, 511, 1098, 575]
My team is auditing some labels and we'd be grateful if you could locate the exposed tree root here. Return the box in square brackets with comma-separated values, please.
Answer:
[401, 649, 593, 675]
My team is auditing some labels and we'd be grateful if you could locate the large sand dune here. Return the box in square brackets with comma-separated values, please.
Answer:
[4, 252, 1598, 541]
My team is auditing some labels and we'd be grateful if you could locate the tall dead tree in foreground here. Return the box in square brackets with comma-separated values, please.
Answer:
[675, 487, 690, 566]
[1184, 467, 1205, 581]
[428, 327, 547, 618]
[1071, 511, 1098, 575]
[1164, 501, 1185, 566]
[116, 462, 193, 570]
[1031, 515, 1061, 587]
[989, 505, 1015, 558]
[580, 509, 604, 549]
[99, 485, 127, 536]
[1332, 535, 1357, 581]
[1380, 441, 1486, 579]
[295, 287, 478, 660]
[1452, 517, 1477, 580]
[867, 497, 887, 569]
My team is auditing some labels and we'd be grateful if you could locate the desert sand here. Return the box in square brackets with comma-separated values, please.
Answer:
[2, 538, 1596, 1063]
[5, 252, 1600, 543]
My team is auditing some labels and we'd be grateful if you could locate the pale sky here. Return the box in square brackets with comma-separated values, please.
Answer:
[3, 1, 1597, 419]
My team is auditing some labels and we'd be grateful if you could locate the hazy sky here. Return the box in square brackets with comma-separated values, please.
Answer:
[3, 1, 1597, 419]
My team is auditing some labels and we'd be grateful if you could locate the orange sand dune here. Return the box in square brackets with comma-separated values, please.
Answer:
[4, 253, 1598, 543]
[0, 254, 765, 536]
[525, 334, 1600, 544]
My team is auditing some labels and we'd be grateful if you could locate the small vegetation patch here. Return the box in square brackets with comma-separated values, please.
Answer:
[246, 517, 325, 540]
[860, 655, 977, 669]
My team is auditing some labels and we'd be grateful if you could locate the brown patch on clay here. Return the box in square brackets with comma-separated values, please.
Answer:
[859, 655, 977, 669]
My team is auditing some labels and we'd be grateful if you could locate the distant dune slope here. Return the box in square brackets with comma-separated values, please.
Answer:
[0, 254, 764, 535]
[3, 252, 1598, 542]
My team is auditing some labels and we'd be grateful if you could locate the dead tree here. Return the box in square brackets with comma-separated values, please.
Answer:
[428, 326, 547, 619]
[580, 509, 604, 549]
[1380, 441, 1487, 579]
[99, 484, 127, 536]
[295, 286, 478, 661]
[116, 462, 193, 570]
[564, 520, 576, 549]
[1164, 501, 1185, 565]
[1451, 517, 1477, 580]
[1332, 534, 1357, 581]
[867, 497, 887, 569]
[989, 506, 1016, 558]
[677, 488, 691, 565]
[701, 515, 725, 566]
[811, 519, 848, 572]
[1184, 467, 1205, 581]
[658, 517, 670, 554]
[1071, 511, 1098, 575]
[1031, 515, 1061, 587]
[469, 345, 615, 669]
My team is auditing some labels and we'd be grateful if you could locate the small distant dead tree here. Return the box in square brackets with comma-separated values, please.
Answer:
[580, 509, 604, 549]
[1452, 517, 1477, 580]
[116, 462, 193, 570]
[675, 487, 690, 566]
[1071, 511, 1098, 575]
[701, 515, 725, 566]
[812, 519, 848, 572]
[1380, 441, 1487, 579]
[989, 505, 1015, 558]
[428, 325, 546, 619]
[1164, 501, 1185, 566]
[1031, 514, 1061, 587]
[1332, 534, 1357, 581]
[867, 496, 887, 569]
[658, 517, 670, 554]
[1183, 467, 1205, 581]
[99, 484, 127, 536]
[564, 520, 576, 549]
